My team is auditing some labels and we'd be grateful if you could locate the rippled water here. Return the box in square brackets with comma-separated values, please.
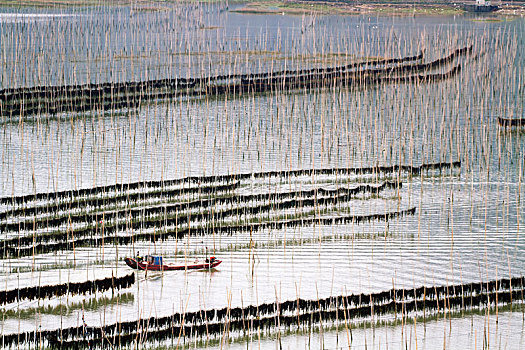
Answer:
[0, 4, 524, 349]
[224, 310, 525, 350]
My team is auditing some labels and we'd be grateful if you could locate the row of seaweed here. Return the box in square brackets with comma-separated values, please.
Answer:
[0, 161, 460, 208]
[55, 289, 519, 349]
[1, 51, 424, 99]
[236, 47, 469, 90]
[0, 51, 425, 106]
[0, 273, 135, 305]
[0, 162, 458, 259]
[2, 276, 522, 348]
[372, 65, 462, 85]
[2, 65, 459, 117]
[0, 181, 239, 224]
[1, 191, 399, 249]
[498, 117, 525, 128]
[0, 161, 458, 242]
[205, 64, 463, 98]
[0, 47, 470, 117]
[1, 293, 135, 320]
[0, 180, 238, 212]
[1, 207, 416, 259]
[0, 180, 400, 238]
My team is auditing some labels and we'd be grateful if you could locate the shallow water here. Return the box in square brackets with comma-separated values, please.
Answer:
[221, 310, 525, 350]
[0, 5, 524, 349]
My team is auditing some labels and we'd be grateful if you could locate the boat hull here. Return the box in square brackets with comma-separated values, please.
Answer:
[124, 257, 221, 271]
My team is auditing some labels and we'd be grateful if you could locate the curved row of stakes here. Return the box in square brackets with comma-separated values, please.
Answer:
[0, 47, 471, 117]
[1, 276, 522, 348]
[0, 273, 135, 305]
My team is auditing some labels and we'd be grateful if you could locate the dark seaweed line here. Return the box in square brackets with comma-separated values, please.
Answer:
[0, 273, 134, 305]
[3, 276, 521, 347]
[0, 62, 458, 118]
[1, 95, 157, 117]
[51, 290, 523, 349]
[237, 64, 462, 96]
[498, 117, 525, 127]
[372, 64, 461, 85]
[238, 47, 468, 87]
[1, 208, 416, 259]
[0, 181, 399, 239]
[47, 276, 525, 335]
[1, 197, 411, 257]
[1, 64, 426, 115]
[0, 48, 451, 109]
[1, 183, 400, 249]
[103, 276, 525, 332]
[0, 161, 459, 207]
[236, 161, 460, 182]
[238, 52, 424, 81]
[0, 181, 240, 222]
[0, 180, 239, 214]
[0, 51, 425, 102]
[0, 48, 469, 117]
[0, 52, 427, 111]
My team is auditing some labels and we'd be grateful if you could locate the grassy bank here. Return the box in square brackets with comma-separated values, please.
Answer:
[0, 0, 174, 8]
[2, 0, 522, 17]
[231, 1, 464, 16]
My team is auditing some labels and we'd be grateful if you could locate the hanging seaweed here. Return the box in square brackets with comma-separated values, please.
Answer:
[0, 273, 135, 305]
[0, 47, 471, 118]
[3, 276, 522, 348]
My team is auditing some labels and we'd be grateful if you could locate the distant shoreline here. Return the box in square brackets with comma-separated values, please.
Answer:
[231, 1, 462, 16]
[0, 0, 523, 17]
[231, 1, 525, 17]
[0, 0, 157, 8]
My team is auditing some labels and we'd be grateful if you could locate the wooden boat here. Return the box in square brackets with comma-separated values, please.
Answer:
[124, 255, 222, 271]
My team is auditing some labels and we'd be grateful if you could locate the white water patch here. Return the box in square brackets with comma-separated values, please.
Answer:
[0, 13, 80, 23]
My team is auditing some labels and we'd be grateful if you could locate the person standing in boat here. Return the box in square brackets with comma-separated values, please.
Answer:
[204, 247, 215, 263]
[136, 251, 143, 262]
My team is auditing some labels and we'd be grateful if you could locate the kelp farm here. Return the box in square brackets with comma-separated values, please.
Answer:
[0, 2, 524, 349]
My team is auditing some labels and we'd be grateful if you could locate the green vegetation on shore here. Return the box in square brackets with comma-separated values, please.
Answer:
[3, 0, 523, 18]
[0, 0, 182, 8]
[231, 1, 464, 16]
[0, 0, 461, 15]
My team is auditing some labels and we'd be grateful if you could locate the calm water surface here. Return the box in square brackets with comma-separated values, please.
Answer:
[0, 5, 524, 349]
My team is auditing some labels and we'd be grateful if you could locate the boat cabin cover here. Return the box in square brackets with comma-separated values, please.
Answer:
[145, 255, 163, 265]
